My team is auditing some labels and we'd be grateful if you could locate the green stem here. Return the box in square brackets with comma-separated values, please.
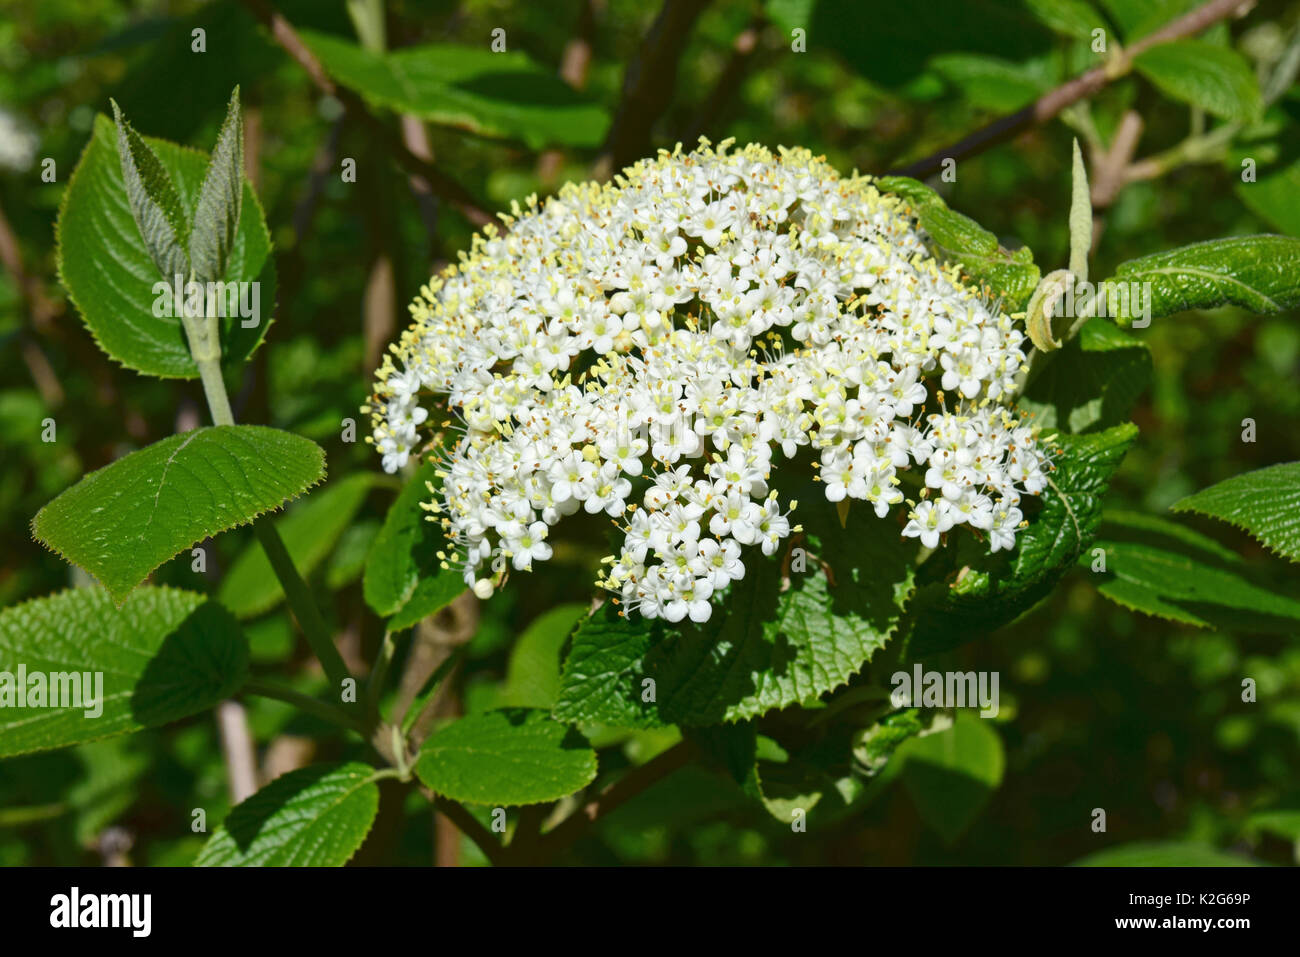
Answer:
[193, 355, 235, 426]
[180, 293, 352, 697]
[366, 630, 397, 712]
[253, 521, 352, 694]
[244, 677, 364, 733]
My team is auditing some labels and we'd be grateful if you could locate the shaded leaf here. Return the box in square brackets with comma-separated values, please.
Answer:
[556, 494, 914, 727]
[1019, 318, 1151, 432]
[301, 30, 609, 149]
[1236, 158, 1300, 236]
[898, 711, 1003, 845]
[1088, 537, 1300, 631]
[500, 604, 589, 709]
[1074, 841, 1258, 866]
[907, 424, 1137, 656]
[0, 587, 248, 758]
[363, 458, 464, 629]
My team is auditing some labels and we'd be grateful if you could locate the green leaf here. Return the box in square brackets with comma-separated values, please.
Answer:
[552, 604, 665, 730]
[1099, 235, 1300, 326]
[195, 762, 379, 866]
[1134, 40, 1261, 122]
[1172, 462, 1300, 563]
[110, 99, 189, 280]
[1236, 158, 1300, 236]
[898, 711, 1004, 845]
[325, 519, 380, 589]
[1024, 0, 1106, 38]
[363, 458, 464, 629]
[1097, 509, 1240, 564]
[57, 112, 274, 378]
[415, 708, 598, 806]
[189, 87, 243, 286]
[556, 495, 914, 727]
[0, 587, 249, 758]
[33, 426, 325, 603]
[907, 423, 1137, 656]
[1074, 842, 1259, 866]
[500, 604, 589, 709]
[1098, 0, 1202, 42]
[1018, 318, 1151, 432]
[1088, 536, 1300, 631]
[928, 53, 1048, 112]
[300, 30, 609, 149]
[218, 473, 375, 619]
[876, 176, 1041, 310]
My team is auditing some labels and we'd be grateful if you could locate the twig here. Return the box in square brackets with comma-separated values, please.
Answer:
[244, 676, 366, 733]
[431, 794, 508, 866]
[240, 0, 492, 226]
[1088, 109, 1144, 251]
[252, 521, 353, 694]
[888, 0, 1253, 179]
[597, 0, 714, 176]
[679, 14, 765, 145]
[534, 740, 696, 861]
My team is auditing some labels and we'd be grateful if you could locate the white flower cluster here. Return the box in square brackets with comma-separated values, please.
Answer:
[368, 141, 1050, 623]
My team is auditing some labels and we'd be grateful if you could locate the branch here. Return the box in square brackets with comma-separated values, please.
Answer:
[240, 0, 492, 227]
[534, 740, 696, 861]
[679, 14, 765, 145]
[431, 794, 509, 867]
[597, 0, 713, 175]
[888, 0, 1253, 179]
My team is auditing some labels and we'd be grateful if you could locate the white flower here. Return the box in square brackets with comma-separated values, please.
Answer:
[368, 140, 1050, 623]
[510, 521, 552, 571]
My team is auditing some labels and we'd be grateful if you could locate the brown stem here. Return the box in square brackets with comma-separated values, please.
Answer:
[1089, 109, 1144, 251]
[431, 794, 508, 866]
[888, 0, 1253, 179]
[596, 0, 713, 176]
[679, 14, 765, 145]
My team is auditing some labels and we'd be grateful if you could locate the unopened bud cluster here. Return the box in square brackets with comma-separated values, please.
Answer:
[368, 141, 1049, 623]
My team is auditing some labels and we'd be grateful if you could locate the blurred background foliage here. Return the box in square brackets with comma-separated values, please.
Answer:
[1, 0, 1298, 866]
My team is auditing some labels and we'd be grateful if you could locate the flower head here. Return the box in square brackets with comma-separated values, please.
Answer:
[368, 140, 1050, 622]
